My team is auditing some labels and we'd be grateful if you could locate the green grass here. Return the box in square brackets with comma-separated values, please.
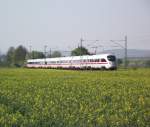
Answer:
[0, 68, 150, 127]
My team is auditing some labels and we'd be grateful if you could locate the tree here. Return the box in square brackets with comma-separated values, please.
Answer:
[71, 46, 90, 56]
[6, 47, 15, 66]
[145, 60, 150, 67]
[0, 53, 7, 67]
[30, 51, 45, 59]
[51, 51, 62, 58]
[14, 45, 27, 67]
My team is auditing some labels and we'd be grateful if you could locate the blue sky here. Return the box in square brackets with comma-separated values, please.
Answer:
[0, 0, 150, 53]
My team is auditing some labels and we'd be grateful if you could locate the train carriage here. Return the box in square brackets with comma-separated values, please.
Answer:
[26, 54, 117, 70]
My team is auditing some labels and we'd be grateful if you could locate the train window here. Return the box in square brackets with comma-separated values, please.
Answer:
[95, 59, 98, 62]
[83, 59, 87, 62]
[101, 58, 107, 62]
[90, 59, 93, 62]
[107, 55, 116, 61]
[95, 59, 100, 62]
[35, 62, 39, 64]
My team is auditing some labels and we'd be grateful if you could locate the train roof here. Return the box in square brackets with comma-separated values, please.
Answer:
[27, 53, 115, 62]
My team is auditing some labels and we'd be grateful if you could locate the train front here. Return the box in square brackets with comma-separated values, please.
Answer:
[106, 55, 117, 70]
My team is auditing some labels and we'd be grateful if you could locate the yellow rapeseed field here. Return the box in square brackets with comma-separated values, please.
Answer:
[0, 68, 149, 127]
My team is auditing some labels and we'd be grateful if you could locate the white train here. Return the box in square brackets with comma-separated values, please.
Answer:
[26, 54, 117, 70]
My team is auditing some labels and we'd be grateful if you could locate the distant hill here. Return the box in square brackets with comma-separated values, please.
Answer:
[101, 49, 150, 58]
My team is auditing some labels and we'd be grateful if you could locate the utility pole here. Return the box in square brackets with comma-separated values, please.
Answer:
[29, 45, 32, 59]
[49, 48, 51, 58]
[92, 46, 98, 55]
[124, 35, 128, 69]
[44, 45, 47, 64]
[110, 35, 128, 69]
[91, 45, 103, 55]
[80, 38, 99, 55]
[80, 38, 83, 56]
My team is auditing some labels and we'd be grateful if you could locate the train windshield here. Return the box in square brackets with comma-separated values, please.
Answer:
[107, 55, 116, 62]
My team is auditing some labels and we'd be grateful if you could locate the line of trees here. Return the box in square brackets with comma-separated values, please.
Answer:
[0, 45, 44, 67]
[1, 45, 149, 68]
[6, 46, 27, 67]
[0, 45, 90, 67]
[0, 46, 27, 67]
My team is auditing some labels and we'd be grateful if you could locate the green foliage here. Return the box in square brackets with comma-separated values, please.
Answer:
[0, 69, 150, 127]
[6, 47, 15, 66]
[144, 60, 150, 67]
[0, 54, 8, 67]
[30, 51, 45, 59]
[14, 46, 27, 67]
[51, 51, 62, 58]
[71, 46, 90, 56]
[5, 46, 28, 67]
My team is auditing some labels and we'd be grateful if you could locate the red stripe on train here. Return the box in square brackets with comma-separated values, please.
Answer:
[27, 62, 108, 66]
